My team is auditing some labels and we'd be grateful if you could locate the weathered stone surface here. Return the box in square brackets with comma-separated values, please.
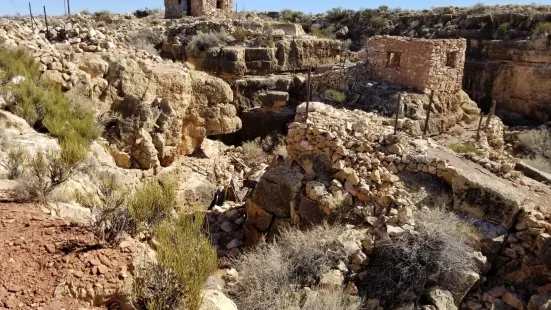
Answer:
[200, 290, 238, 310]
[424, 287, 457, 310]
[252, 166, 303, 218]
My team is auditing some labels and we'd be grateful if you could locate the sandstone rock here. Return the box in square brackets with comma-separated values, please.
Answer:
[131, 129, 159, 169]
[424, 287, 457, 310]
[200, 290, 238, 310]
[528, 294, 551, 310]
[319, 270, 344, 288]
[502, 291, 524, 310]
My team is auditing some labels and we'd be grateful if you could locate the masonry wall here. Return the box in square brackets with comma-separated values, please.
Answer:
[164, 0, 183, 18]
[191, 0, 233, 18]
[366, 36, 466, 93]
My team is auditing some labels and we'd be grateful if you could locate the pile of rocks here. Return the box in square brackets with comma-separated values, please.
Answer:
[207, 203, 247, 256]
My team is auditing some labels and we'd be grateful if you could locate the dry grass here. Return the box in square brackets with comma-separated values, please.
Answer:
[534, 21, 551, 34]
[242, 138, 266, 163]
[129, 180, 177, 230]
[153, 213, 217, 310]
[228, 224, 352, 310]
[518, 129, 551, 158]
[362, 208, 480, 307]
[133, 262, 185, 310]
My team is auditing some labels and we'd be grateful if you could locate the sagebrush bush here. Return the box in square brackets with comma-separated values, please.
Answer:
[362, 208, 480, 307]
[534, 21, 551, 34]
[134, 8, 159, 18]
[1, 147, 26, 179]
[133, 262, 184, 310]
[127, 28, 166, 55]
[185, 31, 234, 56]
[77, 173, 133, 245]
[129, 180, 176, 229]
[0, 49, 100, 164]
[523, 156, 551, 173]
[233, 27, 249, 41]
[154, 213, 217, 310]
[229, 224, 352, 310]
[518, 129, 551, 158]
[311, 28, 336, 39]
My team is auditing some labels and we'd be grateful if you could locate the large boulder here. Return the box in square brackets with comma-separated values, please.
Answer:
[251, 166, 304, 218]
[200, 290, 238, 310]
[424, 287, 457, 310]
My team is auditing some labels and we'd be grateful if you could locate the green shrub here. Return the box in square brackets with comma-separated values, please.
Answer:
[534, 21, 551, 34]
[80, 9, 91, 15]
[233, 27, 249, 41]
[129, 180, 177, 229]
[281, 9, 304, 23]
[154, 213, 217, 310]
[324, 89, 346, 103]
[133, 262, 185, 310]
[362, 208, 480, 307]
[185, 31, 234, 56]
[449, 143, 484, 156]
[498, 22, 509, 33]
[0, 49, 100, 164]
[370, 16, 388, 28]
[378, 5, 389, 12]
[311, 28, 336, 39]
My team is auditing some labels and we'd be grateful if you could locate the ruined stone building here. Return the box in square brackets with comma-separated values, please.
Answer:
[164, 0, 233, 19]
[366, 36, 467, 93]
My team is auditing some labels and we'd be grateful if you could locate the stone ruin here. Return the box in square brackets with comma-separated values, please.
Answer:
[366, 35, 467, 93]
[165, 0, 233, 19]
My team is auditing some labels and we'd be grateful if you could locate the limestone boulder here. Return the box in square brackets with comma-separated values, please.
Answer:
[74, 53, 109, 78]
[424, 287, 457, 310]
[200, 290, 238, 310]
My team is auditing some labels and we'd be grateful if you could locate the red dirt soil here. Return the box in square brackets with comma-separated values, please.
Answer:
[0, 203, 134, 310]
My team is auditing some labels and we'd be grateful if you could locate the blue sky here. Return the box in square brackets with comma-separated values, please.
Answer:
[2, 0, 548, 16]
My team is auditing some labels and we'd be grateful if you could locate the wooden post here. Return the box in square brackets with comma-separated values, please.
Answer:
[67, 0, 71, 15]
[423, 90, 434, 138]
[476, 112, 485, 142]
[394, 94, 401, 135]
[485, 100, 496, 129]
[43, 6, 50, 41]
[28, 2, 34, 31]
[304, 66, 312, 123]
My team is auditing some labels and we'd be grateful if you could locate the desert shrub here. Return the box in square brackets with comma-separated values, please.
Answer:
[450, 143, 484, 156]
[523, 156, 551, 173]
[21, 148, 80, 202]
[133, 262, 184, 310]
[498, 22, 509, 34]
[281, 9, 304, 23]
[1, 147, 26, 179]
[153, 213, 217, 310]
[186, 31, 234, 56]
[370, 16, 388, 28]
[134, 8, 158, 18]
[0, 49, 100, 163]
[534, 22, 551, 34]
[127, 28, 166, 55]
[76, 173, 133, 245]
[311, 28, 336, 39]
[242, 138, 266, 163]
[229, 224, 350, 310]
[517, 129, 551, 158]
[324, 89, 346, 103]
[300, 288, 360, 310]
[468, 2, 487, 14]
[129, 180, 176, 230]
[80, 9, 91, 15]
[326, 8, 352, 23]
[363, 208, 480, 307]
[233, 27, 249, 41]
[378, 5, 389, 12]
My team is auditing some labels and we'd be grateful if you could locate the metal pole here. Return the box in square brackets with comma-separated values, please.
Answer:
[394, 94, 401, 135]
[476, 112, 485, 142]
[43, 6, 50, 41]
[485, 100, 496, 129]
[67, 0, 71, 15]
[423, 90, 434, 138]
[304, 66, 312, 123]
[63, 0, 66, 15]
[28, 2, 34, 31]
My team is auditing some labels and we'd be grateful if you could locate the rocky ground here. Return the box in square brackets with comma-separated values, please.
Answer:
[1, 7, 551, 310]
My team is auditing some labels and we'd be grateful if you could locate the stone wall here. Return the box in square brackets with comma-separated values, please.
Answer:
[188, 38, 342, 78]
[165, 0, 233, 18]
[366, 36, 466, 93]
[191, 0, 233, 18]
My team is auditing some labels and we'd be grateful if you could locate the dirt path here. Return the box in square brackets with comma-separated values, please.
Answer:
[0, 203, 133, 310]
